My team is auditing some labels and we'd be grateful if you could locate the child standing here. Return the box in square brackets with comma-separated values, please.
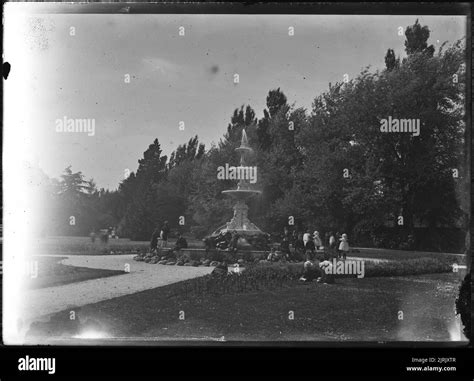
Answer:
[339, 233, 350, 260]
[313, 231, 322, 250]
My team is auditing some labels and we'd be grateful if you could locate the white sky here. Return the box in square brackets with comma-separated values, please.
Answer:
[4, 9, 466, 189]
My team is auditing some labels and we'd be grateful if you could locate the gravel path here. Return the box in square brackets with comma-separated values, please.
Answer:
[21, 255, 213, 322]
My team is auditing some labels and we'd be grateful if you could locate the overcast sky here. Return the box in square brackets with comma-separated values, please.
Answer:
[4, 10, 466, 190]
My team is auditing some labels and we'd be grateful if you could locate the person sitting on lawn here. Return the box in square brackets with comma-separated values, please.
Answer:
[339, 233, 350, 260]
[174, 233, 188, 251]
[318, 258, 335, 284]
[211, 261, 228, 276]
[299, 250, 319, 282]
[267, 247, 282, 262]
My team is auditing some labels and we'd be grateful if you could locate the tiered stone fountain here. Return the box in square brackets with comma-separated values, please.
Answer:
[209, 129, 267, 250]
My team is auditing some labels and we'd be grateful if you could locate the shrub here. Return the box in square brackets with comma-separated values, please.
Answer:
[189, 251, 202, 261]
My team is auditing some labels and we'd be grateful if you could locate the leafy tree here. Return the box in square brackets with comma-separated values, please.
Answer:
[257, 88, 287, 150]
[290, 36, 466, 249]
[266, 87, 288, 117]
[384, 48, 399, 71]
[118, 139, 168, 240]
[404, 19, 435, 57]
[168, 135, 205, 170]
[58, 166, 88, 198]
[255, 89, 305, 231]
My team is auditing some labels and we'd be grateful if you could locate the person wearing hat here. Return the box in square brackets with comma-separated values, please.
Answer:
[339, 233, 350, 260]
[313, 231, 322, 250]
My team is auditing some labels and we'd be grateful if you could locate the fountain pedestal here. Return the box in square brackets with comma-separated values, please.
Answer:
[224, 200, 261, 233]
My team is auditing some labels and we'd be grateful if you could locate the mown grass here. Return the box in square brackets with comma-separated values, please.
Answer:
[25, 272, 465, 342]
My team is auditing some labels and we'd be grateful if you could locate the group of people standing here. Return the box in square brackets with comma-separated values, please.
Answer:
[265, 227, 351, 283]
[327, 231, 350, 260]
[301, 230, 350, 284]
[273, 227, 350, 262]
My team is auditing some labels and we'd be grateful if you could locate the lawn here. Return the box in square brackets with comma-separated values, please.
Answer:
[25, 256, 126, 289]
[25, 271, 466, 343]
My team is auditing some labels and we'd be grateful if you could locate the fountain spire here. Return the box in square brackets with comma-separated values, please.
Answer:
[240, 129, 250, 150]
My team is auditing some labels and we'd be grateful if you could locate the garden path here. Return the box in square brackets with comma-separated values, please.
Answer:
[21, 254, 213, 322]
